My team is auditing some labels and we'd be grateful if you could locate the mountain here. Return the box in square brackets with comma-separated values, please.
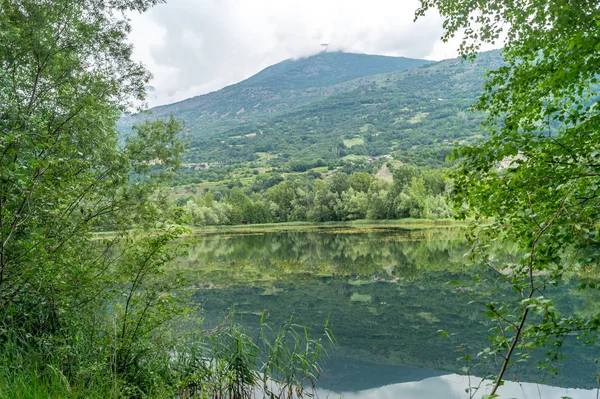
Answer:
[123, 51, 504, 174]
[235, 52, 434, 91]
[122, 52, 433, 137]
[180, 51, 502, 168]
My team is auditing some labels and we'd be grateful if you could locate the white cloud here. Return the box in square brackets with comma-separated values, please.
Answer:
[128, 0, 470, 107]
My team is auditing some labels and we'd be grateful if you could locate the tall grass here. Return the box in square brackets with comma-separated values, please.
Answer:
[167, 312, 334, 399]
[0, 310, 332, 398]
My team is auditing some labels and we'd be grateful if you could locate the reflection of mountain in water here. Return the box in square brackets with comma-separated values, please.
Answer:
[175, 228, 600, 391]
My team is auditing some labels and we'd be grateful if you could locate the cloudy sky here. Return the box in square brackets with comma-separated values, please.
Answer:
[128, 0, 475, 108]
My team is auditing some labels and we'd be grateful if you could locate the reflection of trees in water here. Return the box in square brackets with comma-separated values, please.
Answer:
[184, 229, 599, 389]
[197, 273, 599, 389]
[177, 229, 476, 282]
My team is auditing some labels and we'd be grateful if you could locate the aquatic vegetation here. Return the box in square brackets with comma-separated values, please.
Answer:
[350, 293, 373, 303]
[180, 227, 600, 390]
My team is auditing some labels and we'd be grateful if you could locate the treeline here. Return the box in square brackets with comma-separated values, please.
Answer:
[180, 166, 453, 226]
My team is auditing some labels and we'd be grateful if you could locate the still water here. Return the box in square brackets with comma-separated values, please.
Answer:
[174, 226, 600, 398]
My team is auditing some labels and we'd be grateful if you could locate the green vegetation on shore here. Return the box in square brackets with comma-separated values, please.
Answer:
[189, 218, 464, 233]
[418, 0, 600, 394]
[176, 166, 454, 227]
[0, 2, 328, 398]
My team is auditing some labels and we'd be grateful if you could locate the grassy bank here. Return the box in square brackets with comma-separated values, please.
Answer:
[92, 219, 472, 240]
[189, 218, 470, 235]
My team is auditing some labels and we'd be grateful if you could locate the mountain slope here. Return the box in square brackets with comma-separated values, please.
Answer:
[122, 52, 433, 136]
[182, 51, 503, 167]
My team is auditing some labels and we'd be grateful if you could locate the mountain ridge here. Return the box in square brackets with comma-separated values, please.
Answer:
[122, 52, 434, 135]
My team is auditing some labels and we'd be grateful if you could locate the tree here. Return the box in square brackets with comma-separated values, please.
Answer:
[0, 0, 183, 311]
[341, 188, 369, 220]
[309, 180, 338, 222]
[0, 1, 330, 396]
[290, 187, 313, 221]
[349, 171, 374, 193]
[227, 187, 251, 223]
[267, 181, 297, 222]
[417, 0, 600, 395]
[0, 0, 188, 393]
[391, 165, 419, 194]
[326, 172, 350, 195]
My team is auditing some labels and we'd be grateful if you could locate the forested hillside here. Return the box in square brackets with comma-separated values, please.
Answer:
[120, 52, 432, 137]
[123, 51, 502, 173]
[119, 51, 507, 226]
[192, 51, 502, 168]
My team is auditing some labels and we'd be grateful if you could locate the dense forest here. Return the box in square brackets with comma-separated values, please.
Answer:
[178, 166, 452, 226]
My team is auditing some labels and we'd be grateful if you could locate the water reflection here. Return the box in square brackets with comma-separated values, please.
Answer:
[177, 229, 474, 283]
[316, 374, 598, 399]
[175, 227, 600, 392]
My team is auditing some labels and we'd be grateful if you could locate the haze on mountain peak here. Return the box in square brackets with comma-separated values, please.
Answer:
[136, 51, 433, 122]
[237, 51, 434, 91]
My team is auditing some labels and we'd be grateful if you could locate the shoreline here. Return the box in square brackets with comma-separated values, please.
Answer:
[188, 218, 471, 235]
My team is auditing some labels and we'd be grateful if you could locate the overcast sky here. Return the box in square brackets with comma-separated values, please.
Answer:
[128, 0, 472, 108]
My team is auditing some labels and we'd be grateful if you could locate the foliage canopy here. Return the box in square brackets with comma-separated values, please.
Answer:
[417, 0, 600, 395]
[0, 1, 328, 397]
[0, 0, 182, 325]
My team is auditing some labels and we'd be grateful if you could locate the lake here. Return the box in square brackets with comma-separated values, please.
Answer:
[173, 225, 600, 398]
